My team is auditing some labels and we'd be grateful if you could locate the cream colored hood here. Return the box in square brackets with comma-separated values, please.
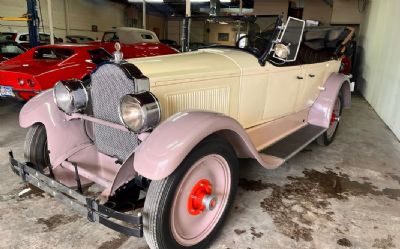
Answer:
[127, 49, 244, 85]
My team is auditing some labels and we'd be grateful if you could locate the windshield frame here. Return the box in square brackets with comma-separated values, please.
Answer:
[182, 15, 282, 64]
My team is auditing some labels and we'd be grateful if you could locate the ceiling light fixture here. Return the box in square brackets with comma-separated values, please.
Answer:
[128, 0, 231, 3]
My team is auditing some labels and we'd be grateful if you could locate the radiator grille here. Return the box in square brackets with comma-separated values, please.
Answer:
[90, 63, 139, 161]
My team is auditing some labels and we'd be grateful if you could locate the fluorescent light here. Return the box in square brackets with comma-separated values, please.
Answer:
[128, 0, 231, 2]
[190, 0, 231, 2]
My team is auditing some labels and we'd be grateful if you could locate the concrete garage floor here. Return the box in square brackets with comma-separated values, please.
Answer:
[0, 95, 399, 249]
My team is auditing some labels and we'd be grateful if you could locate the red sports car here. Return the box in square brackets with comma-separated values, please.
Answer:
[0, 44, 112, 101]
[89, 27, 178, 59]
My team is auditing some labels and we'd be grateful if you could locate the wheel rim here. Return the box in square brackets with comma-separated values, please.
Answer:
[170, 154, 231, 246]
[326, 97, 341, 139]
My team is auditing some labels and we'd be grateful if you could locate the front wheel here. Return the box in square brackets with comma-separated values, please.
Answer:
[143, 136, 238, 249]
[24, 123, 50, 173]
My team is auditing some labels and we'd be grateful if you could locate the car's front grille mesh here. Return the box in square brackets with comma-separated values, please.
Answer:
[90, 63, 138, 161]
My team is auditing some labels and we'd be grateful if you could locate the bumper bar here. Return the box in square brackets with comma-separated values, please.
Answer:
[8, 151, 143, 237]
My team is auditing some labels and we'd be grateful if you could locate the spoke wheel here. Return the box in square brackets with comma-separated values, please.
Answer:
[143, 136, 238, 249]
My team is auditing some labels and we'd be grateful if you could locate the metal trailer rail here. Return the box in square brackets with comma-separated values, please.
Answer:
[8, 151, 143, 237]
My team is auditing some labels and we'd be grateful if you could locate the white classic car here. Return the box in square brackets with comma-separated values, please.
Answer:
[10, 16, 353, 249]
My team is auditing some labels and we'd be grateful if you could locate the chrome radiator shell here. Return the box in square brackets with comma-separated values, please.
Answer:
[90, 63, 140, 161]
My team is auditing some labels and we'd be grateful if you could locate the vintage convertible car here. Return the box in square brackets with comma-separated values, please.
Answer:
[9, 16, 353, 249]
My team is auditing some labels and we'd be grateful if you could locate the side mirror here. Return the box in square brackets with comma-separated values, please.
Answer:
[273, 17, 305, 62]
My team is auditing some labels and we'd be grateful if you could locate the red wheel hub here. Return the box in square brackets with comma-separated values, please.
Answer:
[187, 179, 216, 215]
[330, 111, 337, 125]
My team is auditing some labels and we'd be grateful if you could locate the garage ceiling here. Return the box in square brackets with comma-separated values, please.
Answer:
[111, 0, 254, 16]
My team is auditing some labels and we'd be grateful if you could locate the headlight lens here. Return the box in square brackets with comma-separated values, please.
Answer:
[119, 91, 161, 133]
[53, 79, 88, 115]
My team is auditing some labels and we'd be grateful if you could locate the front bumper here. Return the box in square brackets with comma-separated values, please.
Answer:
[9, 151, 143, 237]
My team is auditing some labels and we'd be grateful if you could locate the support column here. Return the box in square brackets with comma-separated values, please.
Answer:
[47, 0, 55, 44]
[26, 0, 39, 47]
[64, 0, 70, 36]
[142, 0, 146, 29]
[182, 0, 190, 52]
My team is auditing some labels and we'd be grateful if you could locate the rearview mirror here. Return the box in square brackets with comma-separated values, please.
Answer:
[273, 17, 305, 62]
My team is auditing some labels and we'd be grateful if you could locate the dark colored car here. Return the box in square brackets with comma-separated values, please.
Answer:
[160, 39, 180, 50]
[66, 35, 95, 44]
[0, 32, 18, 42]
[0, 41, 27, 62]
[189, 42, 211, 51]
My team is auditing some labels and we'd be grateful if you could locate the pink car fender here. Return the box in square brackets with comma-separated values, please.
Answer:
[133, 111, 282, 181]
[19, 90, 91, 166]
[308, 73, 351, 128]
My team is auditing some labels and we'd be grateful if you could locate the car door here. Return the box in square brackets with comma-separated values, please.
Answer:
[294, 61, 341, 112]
[263, 64, 305, 121]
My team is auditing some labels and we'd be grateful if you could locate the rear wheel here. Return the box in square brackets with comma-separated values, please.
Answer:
[143, 136, 238, 249]
[317, 91, 343, 146]
[24, 123, 50, 173]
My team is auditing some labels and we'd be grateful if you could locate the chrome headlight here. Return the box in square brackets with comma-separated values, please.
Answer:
[53, 79, 88, 115]
[119, 91, 161, 133]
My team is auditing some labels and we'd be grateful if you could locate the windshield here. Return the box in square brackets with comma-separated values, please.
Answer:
[89, 48, 112, 64]
[103, 32, 119, 42]
[39, 34, 50, 42]
[0, 32, 17, 42]
[187, 15, 279, 56]
[0, 43, 26, 58]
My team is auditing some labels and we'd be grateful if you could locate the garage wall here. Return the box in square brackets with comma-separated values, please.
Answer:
[358, 0, 400, 139]
[331, 0, 364, 24]
[147, 13, 167, 39]
[303, 0, 332, 25]
[253, 0, 289, 18]
[207, 23, 236, 46]
[167, 19, 181, 45]
[0, 0, 126, 40]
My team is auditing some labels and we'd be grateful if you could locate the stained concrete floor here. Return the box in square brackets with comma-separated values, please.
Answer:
[0, 95, 399, 249]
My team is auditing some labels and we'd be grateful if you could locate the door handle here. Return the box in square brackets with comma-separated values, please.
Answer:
[309, 74, 315, 78]
[297, 76, 303, 80]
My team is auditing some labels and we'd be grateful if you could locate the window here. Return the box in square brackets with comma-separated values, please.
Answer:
[0, 32, 17, 42]
[1, 44, 25, 54]
[218, 33, 229, 42]
[19, 34, 28, 42]
[39, 34, 50, 42]
[103, 32, 119, 42]
[33, 48, 74, 60]
[141, 33, 154, 40]
[88, 48, 112, 64]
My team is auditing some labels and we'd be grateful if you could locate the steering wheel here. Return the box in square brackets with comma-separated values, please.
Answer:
[236, 34, 269, 56]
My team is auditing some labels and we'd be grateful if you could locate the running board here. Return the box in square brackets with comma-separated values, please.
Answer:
[260, 124, 326, 162]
